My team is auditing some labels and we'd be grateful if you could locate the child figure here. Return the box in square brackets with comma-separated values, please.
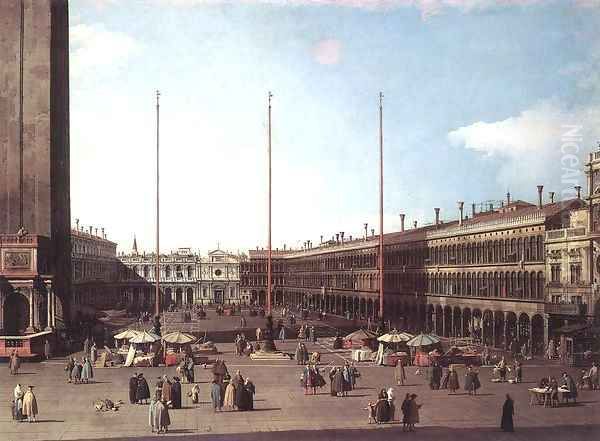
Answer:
[365, 401, 375, 424]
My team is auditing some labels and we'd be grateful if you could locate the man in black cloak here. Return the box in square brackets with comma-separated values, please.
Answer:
[129, 373, 138, 404]
[500, 394, 514, 432]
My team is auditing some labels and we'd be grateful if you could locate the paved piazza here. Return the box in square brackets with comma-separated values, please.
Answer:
[1, 315, 599, 441]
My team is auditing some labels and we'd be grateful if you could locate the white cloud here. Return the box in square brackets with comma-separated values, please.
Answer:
[312, 39, 342, 65]
[70, 23, 140, 80]
[448, 100, 564, 157]
[448, 100, 600, 190]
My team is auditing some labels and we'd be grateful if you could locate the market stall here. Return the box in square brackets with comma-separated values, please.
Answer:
[126, 331, 161, 367]
[344, 329, 377, 350]
[162, 331, 196, 366]
[374, 330, 414, 366]
[407, 333, 441, 367]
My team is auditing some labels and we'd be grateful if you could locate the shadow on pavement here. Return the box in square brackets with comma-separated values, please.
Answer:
[63, 424, 600, 441]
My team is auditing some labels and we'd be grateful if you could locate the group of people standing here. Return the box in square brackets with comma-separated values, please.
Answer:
[234, 333, 255, 356]
[211, 370, 256, 412]
[11, 384, 38, 423]
[366, 388, 421, 432]
[300, 364, 327, 394]
[65, 357, 94, 384]
[328, 363, 360, 397]
[297, 324, 317, 343]
[176, 355, 195, 383]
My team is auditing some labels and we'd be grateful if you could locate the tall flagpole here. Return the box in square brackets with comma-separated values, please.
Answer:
[378, 92, 384, 321]
[155, 90, 161, 317]
[267, 91, 273, 315]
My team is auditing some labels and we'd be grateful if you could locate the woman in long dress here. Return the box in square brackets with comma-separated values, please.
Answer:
[148, 394, 158, 433]
[22, 386, 38, 423]
[374, 390, 390, 424]
[71, 360, 81, 384]
[447, 367, 460, 394]
[13, 384, 24, 421]
[500, 394, 514, 432]
[81, 358, 94, 384]
[224, 381, 236, 410]
[9, 352, 21, 375]
[395, 360, 407, 386]
[153, 399, 171, 434]
[210, 380, 222, 412]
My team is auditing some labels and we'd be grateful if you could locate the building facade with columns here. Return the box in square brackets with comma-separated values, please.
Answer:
[240, 149, 600, 354]
[117, 246, 243, 308]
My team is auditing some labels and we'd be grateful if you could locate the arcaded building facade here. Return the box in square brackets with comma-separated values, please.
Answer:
[241, 149, 600, 354]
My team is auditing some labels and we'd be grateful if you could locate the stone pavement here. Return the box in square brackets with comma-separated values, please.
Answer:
[1, 336, 599, 441]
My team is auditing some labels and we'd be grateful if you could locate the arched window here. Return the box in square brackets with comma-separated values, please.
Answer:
[187, 265, 193, 278]
[165, 266, 171, 279]
[143, 265, 149, 278]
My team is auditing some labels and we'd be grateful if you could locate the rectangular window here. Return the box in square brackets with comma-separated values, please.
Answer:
[551, 295, 561, 304]
[550, 264, 561, 283]
[571, 296, 583, 305]
[570, 263, 582, 284]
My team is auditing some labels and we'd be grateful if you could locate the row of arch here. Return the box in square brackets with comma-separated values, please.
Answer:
[276, 290, 546, 354]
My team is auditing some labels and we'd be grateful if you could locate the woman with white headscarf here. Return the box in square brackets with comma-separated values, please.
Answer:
[13, 384, 24, 421]
[387, 387, 396, 422]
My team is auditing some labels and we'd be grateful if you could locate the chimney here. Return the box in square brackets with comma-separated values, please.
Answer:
[94, 227, 98, 236]
[364, 223, 368, 240]
[320, 235, 323, 244]
[489, 203, 494, 212]
[283, 244, 287, 251]
[400, 214, 405, 232]
[549, 192, 555, 203]
[101, 227, 105, 238]
[349, 235, 352, 241]
[336, 233, 340, 244]
[413, 220, 418, 229]
[458, 201, 464, 226]
[575, 185, 582, 199]
[340, 232, 344, 243]
[537, 185, 543, 209]
[75, 218, 80, 231]
[472, 203, 476, 217]
[371, 228, 375, 237]
[507, 192, 511, 205]
[434, 208, 440, 226]
[88, 226, 92, 235]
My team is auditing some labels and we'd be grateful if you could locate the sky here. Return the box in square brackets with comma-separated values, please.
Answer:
[69, 0, 600, 255]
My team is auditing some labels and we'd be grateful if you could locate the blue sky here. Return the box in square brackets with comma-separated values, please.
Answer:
[69, 0, 600, 254]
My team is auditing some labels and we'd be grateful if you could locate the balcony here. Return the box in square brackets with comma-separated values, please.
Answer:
[546, 227, 586, 242]
[544, 303, 586, 315]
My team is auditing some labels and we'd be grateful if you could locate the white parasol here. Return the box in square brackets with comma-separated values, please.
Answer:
[113, 329, 141, 340]
[162, 331, 196, 344]
[129, 331, 160, 344]
[377, 330, 414, 343]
